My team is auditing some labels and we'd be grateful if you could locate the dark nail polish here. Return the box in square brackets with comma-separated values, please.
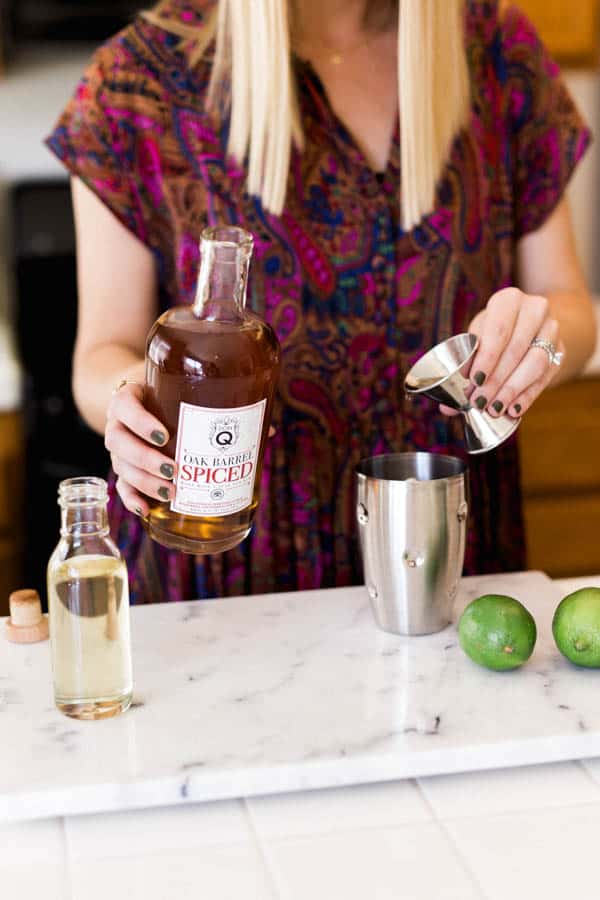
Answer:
[473, 371, 486, 387]
[160, 463, 174, 479]
[151, 430, 167, 446]
[492, 400, 503, 414]
[514, 403, 522, 414]
[475, 396, 487, 410]
[158, 486, 170, 501]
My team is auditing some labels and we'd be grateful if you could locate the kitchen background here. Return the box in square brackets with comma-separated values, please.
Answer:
[0, 0, 598, 613]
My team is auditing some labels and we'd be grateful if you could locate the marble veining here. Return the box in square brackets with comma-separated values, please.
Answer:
[2, 570, 600, 823]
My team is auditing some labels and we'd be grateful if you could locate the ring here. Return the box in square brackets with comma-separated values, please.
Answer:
[530, 338, 563, 367]
[112, 378, 145, 395]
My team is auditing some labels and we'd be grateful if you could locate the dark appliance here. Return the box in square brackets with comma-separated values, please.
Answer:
[12, 179, 110, 597]
[1, 0, 144, 63]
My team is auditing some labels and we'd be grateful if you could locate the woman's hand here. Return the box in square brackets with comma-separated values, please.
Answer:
[105, 381, 176, 517]
[463, 287, 563, 418]
[453, 200, 597, 421]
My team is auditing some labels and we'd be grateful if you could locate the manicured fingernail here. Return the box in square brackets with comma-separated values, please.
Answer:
[158, 486, 170, 501]
[160, 463, 174, 479]
[475, 396, 487, 410]
[492, 400, 503, 414]
[514, 403, 522, 414]
[473, 371, 486, 387]
[151, 430, 167, 446]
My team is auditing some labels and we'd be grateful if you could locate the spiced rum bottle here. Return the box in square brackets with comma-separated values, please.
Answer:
[144, 226, 281, 554]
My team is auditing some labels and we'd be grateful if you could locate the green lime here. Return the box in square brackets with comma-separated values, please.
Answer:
[552, 587, 600, 668]
[458, 594, 537, 671]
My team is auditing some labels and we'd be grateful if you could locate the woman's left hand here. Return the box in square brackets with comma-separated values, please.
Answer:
[462, 287, 564, 418]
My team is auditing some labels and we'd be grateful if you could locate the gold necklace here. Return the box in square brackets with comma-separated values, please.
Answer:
[295, 30, 379, 66]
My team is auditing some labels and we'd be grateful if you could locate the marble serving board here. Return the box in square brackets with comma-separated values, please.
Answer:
[2, 570, 600, 823]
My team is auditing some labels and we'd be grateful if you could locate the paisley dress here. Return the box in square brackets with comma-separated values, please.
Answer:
[47, 0, 591, 602]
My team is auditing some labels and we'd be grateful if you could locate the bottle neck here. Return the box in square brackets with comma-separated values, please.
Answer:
[60, 504, 109, 538]
[192, 227, 253, 320]
[57, 477, 111, 540]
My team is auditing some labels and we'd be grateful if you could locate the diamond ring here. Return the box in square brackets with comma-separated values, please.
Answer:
[530, 338, 563, 367]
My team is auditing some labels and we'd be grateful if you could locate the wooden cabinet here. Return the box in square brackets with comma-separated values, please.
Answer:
[517, 0, 599, 66]
[520, 375, 600, 577]
[0, 411, 24, 616]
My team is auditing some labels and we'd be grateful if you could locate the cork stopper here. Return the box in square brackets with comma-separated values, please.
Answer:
[5, 589, 49, 643]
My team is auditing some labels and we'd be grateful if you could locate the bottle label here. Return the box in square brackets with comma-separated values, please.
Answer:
[171, 400, 266, 518]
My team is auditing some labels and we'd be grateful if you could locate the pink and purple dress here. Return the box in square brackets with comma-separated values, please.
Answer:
[47, 0, 590, 602]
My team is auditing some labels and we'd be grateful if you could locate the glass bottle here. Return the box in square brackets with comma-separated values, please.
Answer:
[144, 226, 281, 554]
[47, 477, 133, 720]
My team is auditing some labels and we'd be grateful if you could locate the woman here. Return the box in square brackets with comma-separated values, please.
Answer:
[47, 0, 595, 603]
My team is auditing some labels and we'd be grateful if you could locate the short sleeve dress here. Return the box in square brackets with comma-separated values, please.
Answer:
[46, 0, 591, 603]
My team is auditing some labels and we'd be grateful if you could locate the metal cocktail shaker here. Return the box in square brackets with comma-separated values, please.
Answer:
[355, 453, 468, 636]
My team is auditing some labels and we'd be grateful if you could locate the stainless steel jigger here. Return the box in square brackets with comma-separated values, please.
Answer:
[404, 333, 520, 454]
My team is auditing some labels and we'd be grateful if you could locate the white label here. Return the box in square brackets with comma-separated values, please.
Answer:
[171, 400, 266, 518]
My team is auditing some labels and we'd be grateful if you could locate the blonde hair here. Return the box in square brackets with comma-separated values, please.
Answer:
[143, 0, 470, 230]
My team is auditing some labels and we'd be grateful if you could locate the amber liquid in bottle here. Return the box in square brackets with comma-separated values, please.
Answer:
[144, 227, 280, 554]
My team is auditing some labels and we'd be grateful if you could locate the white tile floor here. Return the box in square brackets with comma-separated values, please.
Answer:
[580, 756, 600, 785]
[0, 818, 69, 900]
[246, 779, 431, 840]
[64, 799, 253, 859]
[446, 802, 600, 900]
[6, 761, 600, 899]
[261, 823, 482, 900]
[418, 760, 600, 818]
[0, 817, 64, 865]
[69, 842, 278, 900]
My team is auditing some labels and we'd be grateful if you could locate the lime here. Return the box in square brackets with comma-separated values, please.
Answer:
[458, 594, 537, 671]
[552, 587, 600, 668]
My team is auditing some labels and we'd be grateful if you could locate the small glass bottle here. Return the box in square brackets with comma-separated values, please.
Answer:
[144, 225, 281, 554]
[47, 477, 133, 720]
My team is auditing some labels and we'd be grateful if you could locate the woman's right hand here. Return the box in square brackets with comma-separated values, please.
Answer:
[105, 381, 176, 517]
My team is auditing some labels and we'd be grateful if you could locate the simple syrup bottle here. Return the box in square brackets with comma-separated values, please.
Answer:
[144, 226, 281, 554]
[47, 477, 133, 719]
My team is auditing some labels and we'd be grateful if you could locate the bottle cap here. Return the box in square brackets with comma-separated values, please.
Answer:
[5, 589, 49, 643]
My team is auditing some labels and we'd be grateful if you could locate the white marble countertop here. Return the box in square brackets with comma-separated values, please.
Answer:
[3, 574, 600, 898]
[4, 570, 600, 825]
